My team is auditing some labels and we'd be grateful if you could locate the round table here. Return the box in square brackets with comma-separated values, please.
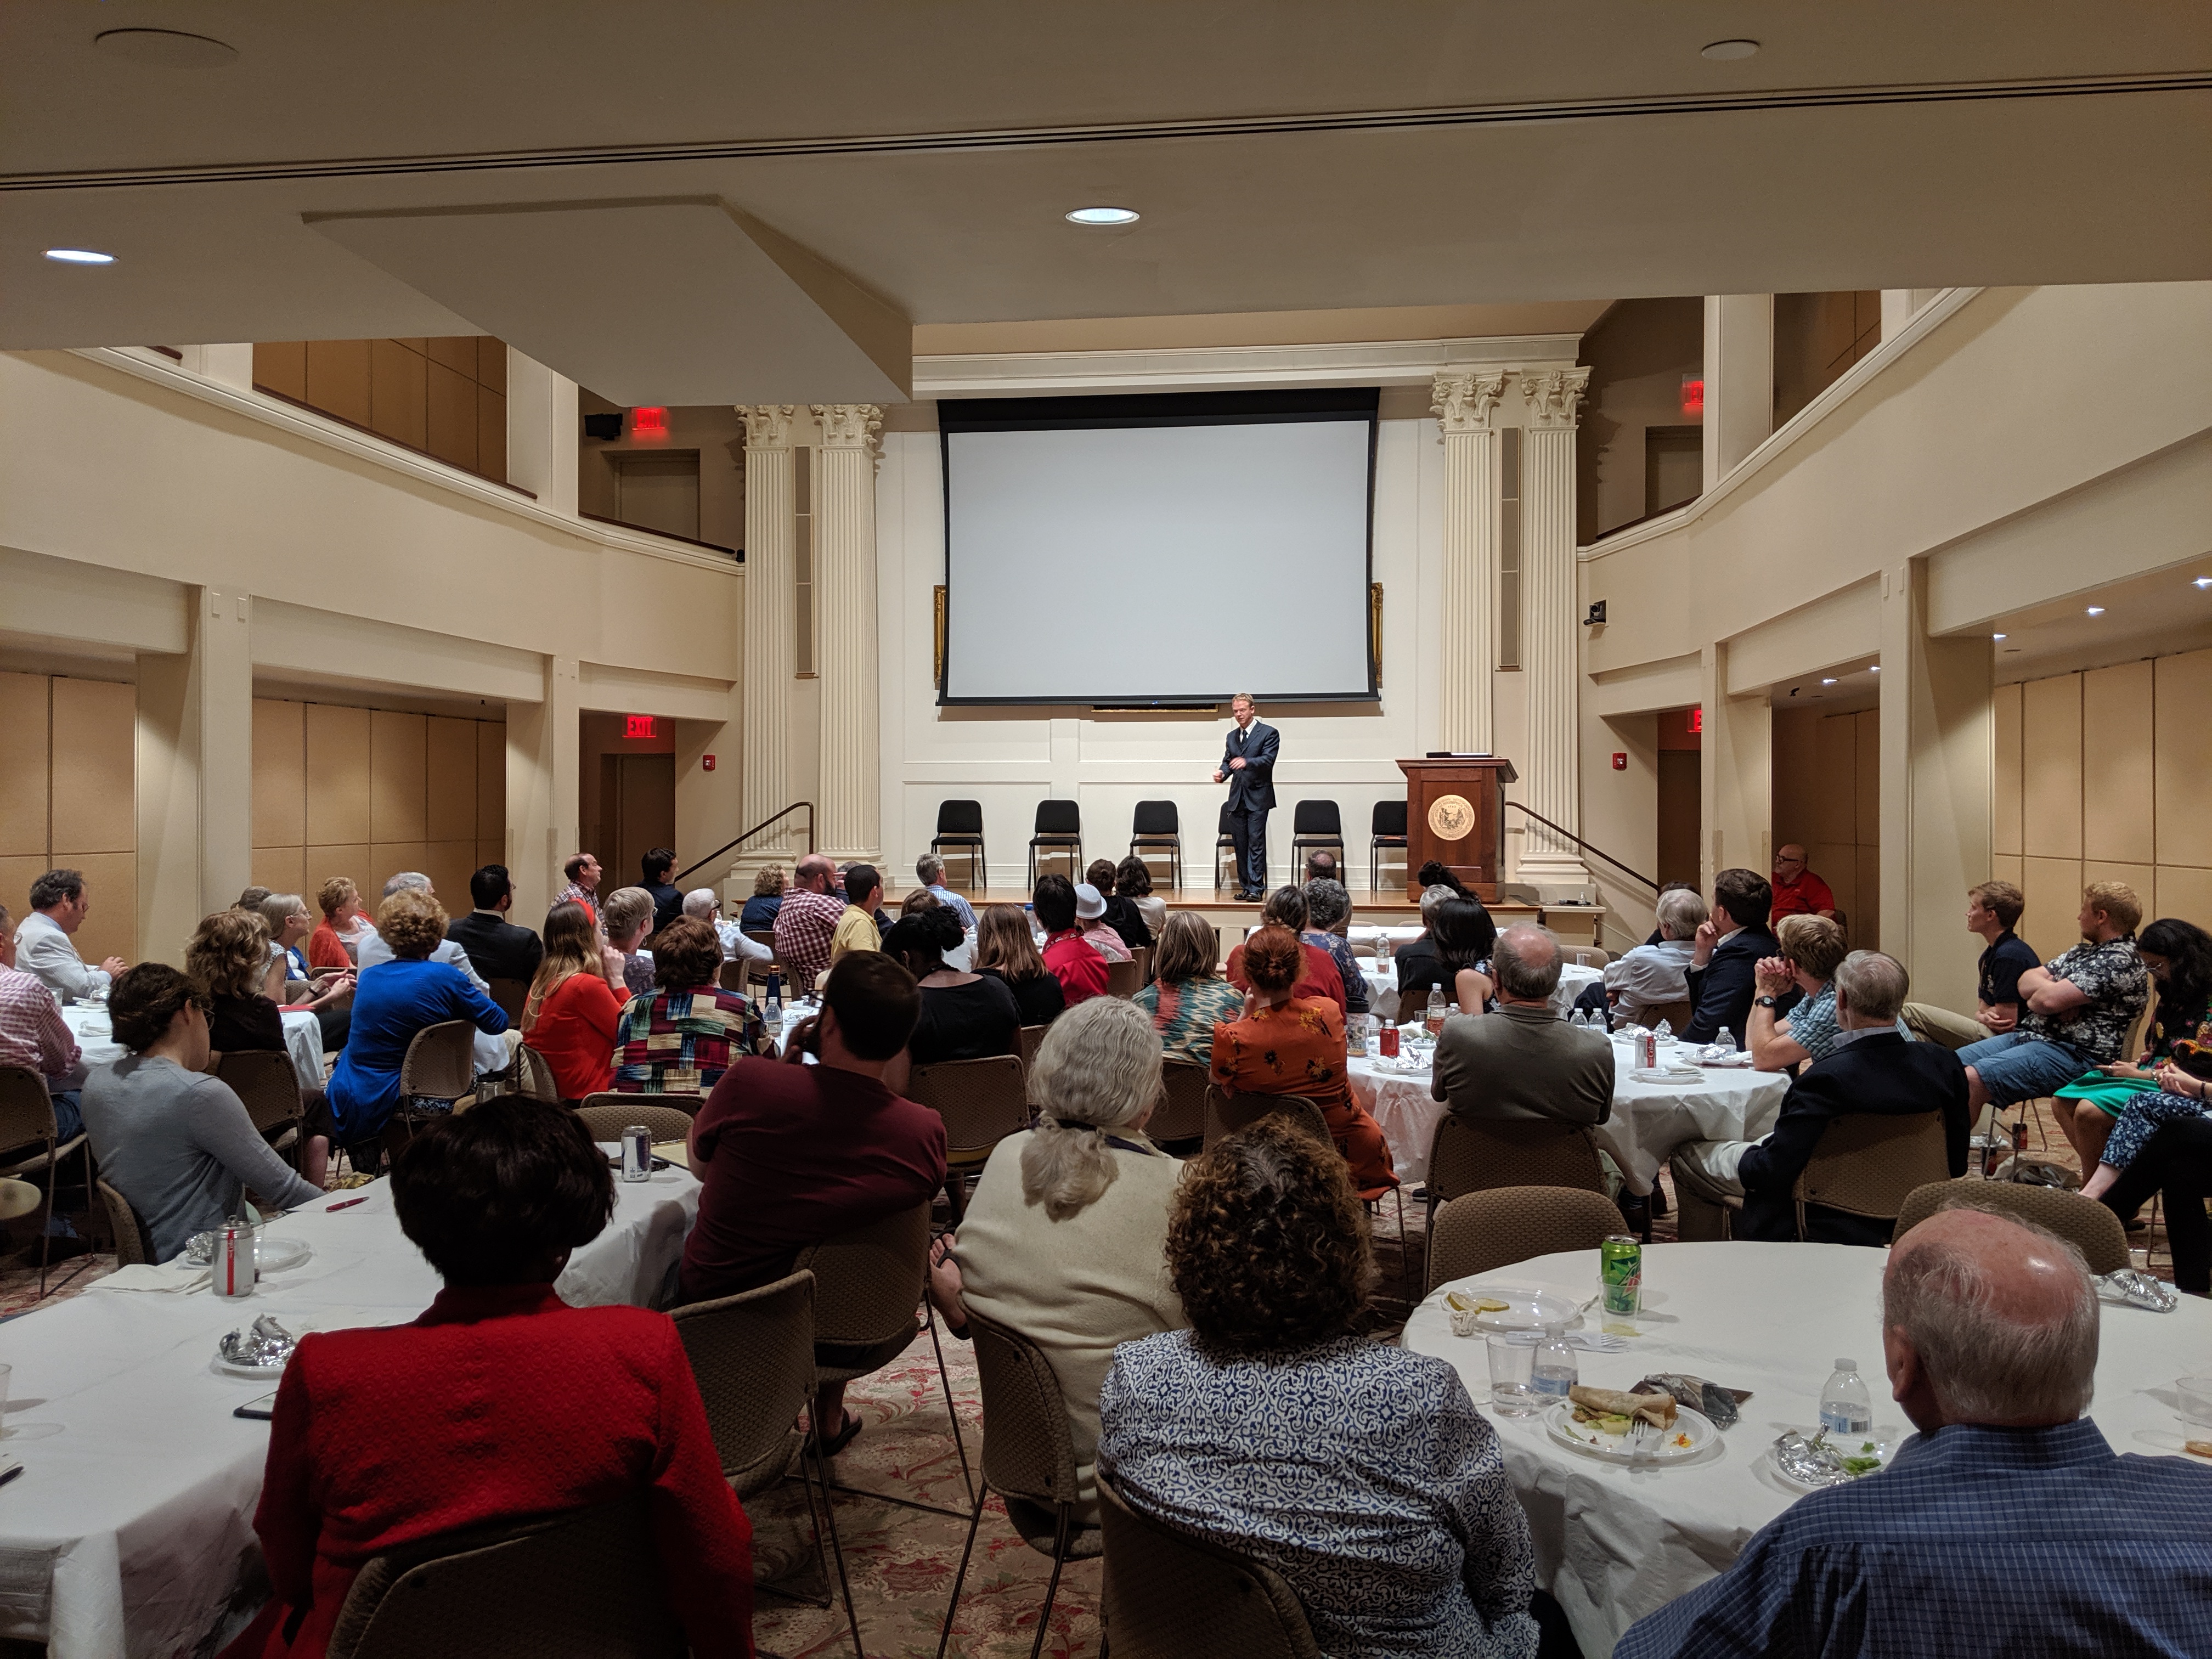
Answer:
[61, 1002, 326, 1096]
[1347, 1028, 1788, 1189]
[1361, 960, 1602, 1024]
[1406, 1241, 2212, 1657]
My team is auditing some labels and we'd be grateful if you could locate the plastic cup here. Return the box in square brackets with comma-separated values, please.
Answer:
[2179, 1377, 2212, 1432]
[1487, 1335, 1541, 1416]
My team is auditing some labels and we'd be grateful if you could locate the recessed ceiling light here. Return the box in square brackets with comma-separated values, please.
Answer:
[1821, 678, 1838, 686]
[1992, 633, 2007, 641]
[44, 247, 115, 264]
[2194, 577, 2211, 589]
[1869, 665, 1881, 673]
[1701, 38, 1760, 60]
[1064, 206, 1139, 226]
[93, 27, 239, 69]
[2086, 606, 2106, 616]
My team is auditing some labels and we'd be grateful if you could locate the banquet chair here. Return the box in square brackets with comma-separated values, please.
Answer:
[1017, 1024, 1049, 1071]
[1028, 799, 1083, 884]
[485, 976, 529, 1023]
[1893, 1177, 2131, 1274]
[1128, 799, 1183, 889]
[1132, 944, 1152, 986]
[1212, 803, 1239, 890]
[1203, 1086, 1331, 1151]
[513, 1044, 562, 1104]
[742, 925, 777, 955]
[0, 1065, 91, 1296]
[907, 1055, 1031, 1223]
[574, 1097, 697, 1147]
[1369, 798, 1410, 894]
[1289, 800, 1345, 873]
[325, 1494, 684, 1659]
[1628, 998, 1694, 1032]
[1098, 1479, 1322, 1659]
[219, 1050, 306, 1166]
[1104, 959, 1143, 1000]
[98, 1178, 152, 1268]
[1426, 1186, 1629, 1294]
[936, 1309, 1101, 1659]
[1151, 1058, 1210, 1146]
[390, 1021, 478, 1141]
[1425, 1115, 1608, 1209]
[932, 799, 988, 890]
[1793, 1110, 1954, 1242]
[670, 1269, 863, 1656]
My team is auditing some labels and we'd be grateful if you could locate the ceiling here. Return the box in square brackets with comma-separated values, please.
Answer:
[1978, 561, 2212, 684]
[5, 3, 2209, 402]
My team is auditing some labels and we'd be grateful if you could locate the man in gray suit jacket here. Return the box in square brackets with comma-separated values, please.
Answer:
[1432, 923, 1614, 1126]
[18, 868, 128, 1004]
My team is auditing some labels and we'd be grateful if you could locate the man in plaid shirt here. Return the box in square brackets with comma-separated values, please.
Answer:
[0, 902, 86, 1142]
[771, 854, 848, 993]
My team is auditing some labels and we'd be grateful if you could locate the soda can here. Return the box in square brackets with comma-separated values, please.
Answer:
[212, 1223, 257, 1299]
[622, 1125, 652, 1182]
[1600, 1234, 1641, 1330]
[1379, 1022, 1400, 1059]
[1638, 1029, 1658, 1070]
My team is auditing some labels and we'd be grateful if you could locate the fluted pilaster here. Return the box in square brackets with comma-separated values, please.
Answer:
[737, 404, 798, 868]
[811, 403, 884, 866]
[1432, 370, 1508, 755]
[1517, 366, 1592, 885]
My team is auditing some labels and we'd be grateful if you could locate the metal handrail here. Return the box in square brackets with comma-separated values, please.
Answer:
[672, 801, 815, 886]
[1503, 802, 1660, 893]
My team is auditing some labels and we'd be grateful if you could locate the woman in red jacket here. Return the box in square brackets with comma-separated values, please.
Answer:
[223, 1099, 755, 1659]
[522, 901, 631, 1102]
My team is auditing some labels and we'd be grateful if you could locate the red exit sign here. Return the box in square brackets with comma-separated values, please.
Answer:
[624, 714, 657, 740]
[630, 407, 668, 437]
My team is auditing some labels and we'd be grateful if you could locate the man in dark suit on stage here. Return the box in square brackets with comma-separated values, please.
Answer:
[1212, 692, 1279, 901]
[1683, 866, 1779, 1045]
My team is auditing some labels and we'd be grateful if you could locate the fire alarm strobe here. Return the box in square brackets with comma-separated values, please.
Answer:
[1612, 753, 1628, 771]
[702, 754, 716, 771]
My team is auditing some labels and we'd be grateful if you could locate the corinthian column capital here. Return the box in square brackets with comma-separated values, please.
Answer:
[810, 403, 884, 457]
[737, 404, 798, 449]
[1519, 366, 1592, 431]
[1431, 369, 1510, 436]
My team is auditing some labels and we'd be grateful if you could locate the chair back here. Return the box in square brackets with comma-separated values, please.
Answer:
[1426, 1114, 1607, 1201]
[1291, 799, 1342, 836]
[399, 1020, 477, 1103]
[575, 1096, 697, 1146]
[1131, 945, 1152, 985]
[1630, 999, 1693, 1032]
[1153, 1058, 1210, 1142]
[1018, 1024, 1049, 1070]
[907, 1055, 1031, 1165]
[1793, 1110, 1954, 1236]
[793, 1199, 932, 1350]
[1216, 802, 1238, 838]
[1034, 799, 1082, 836]
[967, 1308, 1083, 1511]
[99, 1178, 152, 1267]
[486, 977, 529, 1022]
[1097, 1481, 1322, 1659]
[0, 1066, 59, 1155]
[1426, 1186, 1629, 1293]
[326, 1495, 685, 1659]
[514, 1045, 562, 1103]
[742, 927, 776, 953]
[216, 1050, 304, 1135]
[1104, 959, 1142, 1000]
[716, 959, 749, 995]
[1132, 800, 1180, 836]
[669, 1269, 817, 1499]
[936, 799, 985, 837]
[1204, 1086, 1331, 1150]
[1370, 799, 1408, 837]
[1892, 1177, 2131, 1275]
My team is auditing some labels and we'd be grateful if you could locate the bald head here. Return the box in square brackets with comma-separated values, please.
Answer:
[1491, 922, 1562, 1005]
[1883, 1204, 2098, 1432]
[794, 854, 837, 893]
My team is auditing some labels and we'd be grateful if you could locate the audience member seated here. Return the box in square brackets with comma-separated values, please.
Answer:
[1684, 868, 1778, 1045]
[2097, 1113, 2212, 1295]
[1432, 893, 1500, 1015]
[1768, 843, 1838, 921]
[771, 855, 845, 990]
[884, 910, 1019, 1064]
[1212, 926, 1395, 1192]
[1133, 911, 1243, 1067]
[219, 1100, 755, 1659]
[187, 910, 338, 1186]
[1098, 1118, 1536, 1657]
[1116, 855, 1166, 938]
[1086, 860, 1153, 953]
[308, 877, 368, 971]
[521, 902, 630, 1104]
[740, 864, 787, 932]
[1433, 923, 1612, 1127]
[0, 902, 87, 1146]
[1614, 1199, 2212, 1657]
[640, 845, 683, 935]
[1074, 882, 1135, 963]
[611, 917, 759, 1096]
[1225, 887, 1346, 1014]
[1956, 882, 2149, 1163]
[1300, 878, 1369, 1018]
[974, 902, 1068, 1026]
[446, 864, 546, 988]
[16, 867, 128, 1004]
[2077, 917, 2212, 1204]
[1389, 883, 1461, 1014]
[82, 964, 323, 1263]
[256, 892, 315, 990]
[936, 998, 1186, 1521]
[552, 851, 603, 925]
[678, 952, 948, 1458]
[1672, 951, 1969, 1244]
[1901, 879, 2040, 1050]
[683, 887, 770, 974]
[914, 852, 977, 929]
[593, 885, 652, 998]
[1035, 874, 1110, 1007]
[1303, 849, 1340, 884]
[329, 890, 512, 1151]
[1747, 914, 1853, 1072]
[831, 863, 884, 963]
[235, 885, 273, 913]
[1598, 885, 1706, 1024]
[252, 892, 354, 1053]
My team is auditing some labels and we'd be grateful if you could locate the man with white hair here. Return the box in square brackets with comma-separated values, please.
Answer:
[1432, 923, 1613, 1127]
[1596, 885, 1708, 1024]
[915, 853, 976, 929]
[683, 888, 771, 972]
[1615, 1199, 2212, 1656]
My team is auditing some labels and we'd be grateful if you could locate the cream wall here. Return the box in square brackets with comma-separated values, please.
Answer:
[1771, 706, 1881, 948]
[0, 670, 139, 965]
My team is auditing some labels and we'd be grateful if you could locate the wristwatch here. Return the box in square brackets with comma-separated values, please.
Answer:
[1755, 995, 1779, 1009]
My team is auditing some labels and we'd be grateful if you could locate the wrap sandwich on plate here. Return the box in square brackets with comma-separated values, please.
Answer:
[1567, 1385, 1677, 1429]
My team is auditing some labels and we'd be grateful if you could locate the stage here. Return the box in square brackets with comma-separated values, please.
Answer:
[943, 886, 1604, 946]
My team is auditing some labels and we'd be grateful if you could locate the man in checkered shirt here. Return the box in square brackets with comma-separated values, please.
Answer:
[0, 901, 86, 1141]
[771, 854, 849, 993]
[1615, 1199, 2212, 1657]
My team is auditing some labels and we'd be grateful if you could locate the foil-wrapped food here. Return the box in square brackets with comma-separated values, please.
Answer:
[1772, 1430, 1857, 1487]
[1632, 1373, 1745, 1427]
[2097, 1269, 2180, 1312]
[185, 1226, 256, 1266]
[218, 1314, 299, 1370]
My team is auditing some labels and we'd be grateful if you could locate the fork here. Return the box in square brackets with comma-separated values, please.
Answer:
[1629, 1418, 1660, 1467]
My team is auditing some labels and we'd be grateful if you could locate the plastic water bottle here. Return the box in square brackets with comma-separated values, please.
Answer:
[1531, 1325, 1578, 1400]
[1715, 1026, 1736, 1054]
[1567, 1007, 1586, 1029]
[1819, 1358, 1874, 1436]
[763, 971, 783, 1032]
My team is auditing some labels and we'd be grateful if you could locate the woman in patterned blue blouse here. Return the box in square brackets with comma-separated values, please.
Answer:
[1097, 1118, 1540, 1658]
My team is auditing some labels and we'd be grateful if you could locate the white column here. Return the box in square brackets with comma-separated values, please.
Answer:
[736, 405, 799, 874]
[136, 586, 253, 963]
[504, 654, 579, 923]
[505, 348, 579, 516]
[1515, 366, 1592, 891]
[1702, 295, 1774, 490]
[1698, 641, 1773, 894]
[1431, 370, 1508, 755]
[811, 403, 884, 866]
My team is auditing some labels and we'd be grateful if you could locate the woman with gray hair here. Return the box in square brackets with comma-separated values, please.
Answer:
[940, 996, 1187, 1521]
[1300, 878, 1370, 1019]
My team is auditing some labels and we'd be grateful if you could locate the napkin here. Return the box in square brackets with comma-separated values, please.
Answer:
[92, 1263, 212, 1294]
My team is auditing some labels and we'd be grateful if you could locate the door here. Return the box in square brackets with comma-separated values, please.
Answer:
[611, 451, 701, 540]
[613, 753, 676, 895]
[1656, 752, 1702, 889]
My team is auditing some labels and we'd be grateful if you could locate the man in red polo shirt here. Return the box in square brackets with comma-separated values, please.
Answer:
[1770, 844, 1838, 923]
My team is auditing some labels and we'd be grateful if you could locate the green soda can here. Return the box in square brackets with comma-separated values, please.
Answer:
[1600, 1234, 1642, 1331]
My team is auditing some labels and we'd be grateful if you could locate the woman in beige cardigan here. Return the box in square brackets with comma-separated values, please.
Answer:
[940, 996, 1187, 1521]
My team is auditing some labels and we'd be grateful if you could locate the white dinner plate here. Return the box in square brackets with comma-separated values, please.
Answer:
[1366, 1055, 1431, 1076]
[1768, 1428, 1894, 1491]
[1547, 1401, 1717, 1464]
[213, 1356, 291, 1380]
[1456, 1285, 1584, 1332]
[183, 1232, 312, 1272]
[1629, 1068, 1703, 1085]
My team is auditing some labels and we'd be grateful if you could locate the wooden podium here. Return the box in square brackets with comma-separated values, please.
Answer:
[1396, 756, 1517, 899]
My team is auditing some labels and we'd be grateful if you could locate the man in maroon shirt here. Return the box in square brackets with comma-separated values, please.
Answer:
[1770, 844, 1838, 922]
[679, 951, 947, 1455]
[1034, 873, 1109, 1006]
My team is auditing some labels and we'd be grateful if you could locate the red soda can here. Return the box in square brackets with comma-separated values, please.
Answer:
[1379, 1023, 1400, 1058]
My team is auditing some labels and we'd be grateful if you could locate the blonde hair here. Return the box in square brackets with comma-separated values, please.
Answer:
[1776, 913, 1849, 981]
[2083, 881, 2142, 935]
[524, 902, 602, 1030]
[1150, 911, 1220, 984]
[318, 876, 359, 922]
[600, 885, 654, 947]
[257, 892, 307, 941]
[973, 904, 1047, 981]
[1022, 998, 1164, 1221]
[376, 888, 448, 959]
[753, 864, 787, 897]
[185, 909, 272, 998]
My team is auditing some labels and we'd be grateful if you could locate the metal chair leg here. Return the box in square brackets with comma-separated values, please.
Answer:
[810, 1424, 867, 1658]
[936, 1477, 990, 1659]
[924, 1299, 977, 1508]
[1030, 1505, 1073, 1659]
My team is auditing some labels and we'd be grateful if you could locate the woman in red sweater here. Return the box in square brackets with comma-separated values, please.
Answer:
[522, 901, 631, 1102]
[223, 1099, 755, 1659]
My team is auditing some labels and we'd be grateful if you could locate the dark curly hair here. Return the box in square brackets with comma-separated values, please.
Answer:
[1241, 924, 1305, 994]
[392, 1098, 614, 1286]
[108, 962, 212, 1052]
[1166, 1116, 1375, 1355]
[651, 915, 723, 991]
[883, 906, 965, 974]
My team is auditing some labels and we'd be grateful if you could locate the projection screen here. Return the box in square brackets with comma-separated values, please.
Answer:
[939, 390, 1379, 704]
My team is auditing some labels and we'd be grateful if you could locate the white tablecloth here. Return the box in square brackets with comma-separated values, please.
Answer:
[1406, 1242, 2212, 1657]
[1358, 958, 1602, 1024]
[1348, 1029, 1787, 1189]
[63, 1005, 326, 1097]
[0, 1171, 698, 1659]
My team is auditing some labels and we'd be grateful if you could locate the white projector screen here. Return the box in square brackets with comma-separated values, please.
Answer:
[940, 392, 1378, 703]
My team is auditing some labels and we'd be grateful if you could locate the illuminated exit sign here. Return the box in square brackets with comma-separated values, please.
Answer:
[624, 714, 657, 740]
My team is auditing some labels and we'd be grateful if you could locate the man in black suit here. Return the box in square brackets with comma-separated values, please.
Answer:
[1211, 692, 1279, 901]
[445, 865, 545, 988]
[1671, 950, 1970, 1244]
[1683, 867, 1779, 1044]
